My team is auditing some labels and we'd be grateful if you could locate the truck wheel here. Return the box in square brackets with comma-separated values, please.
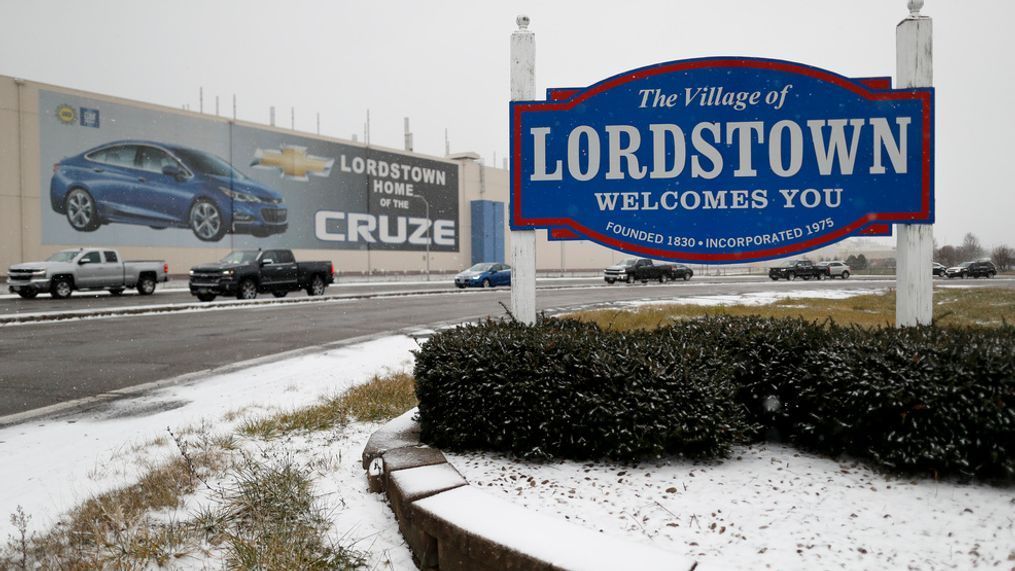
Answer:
[788, 272, 796, 281]
[196, 293, 217, 302]
[306, 275, 326, 296]
[272, 290, 288, 298]
[605, 279, 615, 284]
[50, 277, 73, 299]
[16, 289, 38, 299]
[658, 275, 666, 283]
[237, 279, 258, 300]
[189, 199, 226, 242]
[626, 274, 633, 283]
[801, 275, 811, 281]
[988, 271, 996, 278]
[770, 276, 779, 281]
[683, 273, 691, 281]
[137, 276, 156, 296]
[65, 189, 101, 232]
[108, 288, 125, 296]
[841, 271, 850, 279]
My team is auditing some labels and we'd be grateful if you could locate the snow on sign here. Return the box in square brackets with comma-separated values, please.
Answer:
[510, 57, 934, 263]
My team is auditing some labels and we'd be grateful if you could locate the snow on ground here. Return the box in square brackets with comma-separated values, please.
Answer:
[0, 335, 419, 568]
[447, 445, 1014, 570]
[615, 288, 881, 309]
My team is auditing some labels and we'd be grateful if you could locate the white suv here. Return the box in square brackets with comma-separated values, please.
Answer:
[818, 260, 851, 279]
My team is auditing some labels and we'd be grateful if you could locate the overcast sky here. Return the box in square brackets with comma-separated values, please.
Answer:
[2, 0, 1012, 249]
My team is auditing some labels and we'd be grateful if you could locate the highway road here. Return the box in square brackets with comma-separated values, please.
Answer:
[1, 277, 1012, 423]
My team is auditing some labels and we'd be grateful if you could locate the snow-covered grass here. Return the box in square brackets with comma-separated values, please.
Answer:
[0, 335, 419, 569]
[447, 445, 1015, 570]
[568, 287, 1015, 329]
[616, 288, 875, 308]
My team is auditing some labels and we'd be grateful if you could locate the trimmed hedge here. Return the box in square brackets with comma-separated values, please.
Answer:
[415, 319, 753, 460]
[414, 316, 1014, 480]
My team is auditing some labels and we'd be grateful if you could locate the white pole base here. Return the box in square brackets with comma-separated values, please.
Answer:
[896, 223, 934, 327]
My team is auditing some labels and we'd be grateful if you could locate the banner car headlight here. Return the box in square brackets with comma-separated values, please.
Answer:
[219, 186, 263, 203]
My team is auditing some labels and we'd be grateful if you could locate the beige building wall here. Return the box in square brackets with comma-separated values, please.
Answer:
[0, 74, 641, 278]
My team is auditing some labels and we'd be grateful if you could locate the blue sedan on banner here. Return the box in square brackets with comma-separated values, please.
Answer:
[50, 141, 287, 242]
[454, 263, 511, 288]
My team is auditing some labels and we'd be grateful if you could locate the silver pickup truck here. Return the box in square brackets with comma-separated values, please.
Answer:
[7, 248, 168, 299]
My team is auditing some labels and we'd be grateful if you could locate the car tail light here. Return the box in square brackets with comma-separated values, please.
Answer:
[164, 263, 169, 275]
[330, 262, 334, 276]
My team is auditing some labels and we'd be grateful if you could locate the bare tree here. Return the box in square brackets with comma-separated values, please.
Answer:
[992, 245, 1013, 272]
[959, 233, 984, 261]
[935, 245, 960, 267]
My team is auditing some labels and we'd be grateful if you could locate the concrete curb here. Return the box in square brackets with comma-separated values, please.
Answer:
[361, 410, 697, 571]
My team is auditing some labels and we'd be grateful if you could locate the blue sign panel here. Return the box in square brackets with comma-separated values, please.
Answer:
[510, 57, 934, 263]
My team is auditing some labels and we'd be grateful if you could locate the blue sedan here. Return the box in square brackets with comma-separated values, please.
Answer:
[50, 141, 287, 242]
[454, 263, 511, 288]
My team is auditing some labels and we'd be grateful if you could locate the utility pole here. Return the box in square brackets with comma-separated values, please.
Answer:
[510, 15, 537, 324]
[269, 106, 275, 127]
[232, 94, 237, 120]
[404, 117, 413, 152]
[895, 0, 933, 327]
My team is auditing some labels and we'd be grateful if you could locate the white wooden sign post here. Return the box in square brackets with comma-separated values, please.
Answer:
[896, 0, 934, 327]
[510, 15, 538, 325]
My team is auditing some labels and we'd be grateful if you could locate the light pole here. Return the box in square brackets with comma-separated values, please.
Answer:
[413, 194, 431, 281]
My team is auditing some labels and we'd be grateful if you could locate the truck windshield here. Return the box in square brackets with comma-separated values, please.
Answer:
[220, 251, 260, 264]
[619, 259, 638, 267]
[46, 251, 79, 262]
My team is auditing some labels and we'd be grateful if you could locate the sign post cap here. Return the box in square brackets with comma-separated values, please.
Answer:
[908, 0, 924, 18]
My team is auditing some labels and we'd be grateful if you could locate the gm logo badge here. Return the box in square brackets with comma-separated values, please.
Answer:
[251, 145, 334, 181]
[80, 107, 100, 128]
[56, 104, 76, 125]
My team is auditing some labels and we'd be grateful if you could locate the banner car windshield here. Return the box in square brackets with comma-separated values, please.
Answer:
[510, 57, 934, 263]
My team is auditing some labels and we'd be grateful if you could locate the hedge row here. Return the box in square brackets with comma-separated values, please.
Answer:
[414, 316, 1014, 480]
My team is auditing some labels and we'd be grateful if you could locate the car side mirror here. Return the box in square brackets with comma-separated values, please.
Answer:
[261, 259, 273, 266]
[78, 258, 91, 265]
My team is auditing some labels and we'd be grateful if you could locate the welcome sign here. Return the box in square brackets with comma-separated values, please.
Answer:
[510, 57, 934, 262]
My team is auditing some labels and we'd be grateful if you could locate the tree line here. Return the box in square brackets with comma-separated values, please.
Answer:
[936, 233, 1012, 271]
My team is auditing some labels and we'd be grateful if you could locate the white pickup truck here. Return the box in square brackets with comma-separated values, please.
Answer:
[7, 248, 168, 299]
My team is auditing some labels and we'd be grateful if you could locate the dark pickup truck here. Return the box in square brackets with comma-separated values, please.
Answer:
[604, 258, 693, 283]
[189, 249, 333, 301]
[769, 260, 830, 281]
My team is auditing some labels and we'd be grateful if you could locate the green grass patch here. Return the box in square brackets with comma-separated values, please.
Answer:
[570, 287, 1015, 331]
[241, 371, 417, 439]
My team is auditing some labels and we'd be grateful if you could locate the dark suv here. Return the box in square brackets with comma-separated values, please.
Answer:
[945, 260, 997, 279]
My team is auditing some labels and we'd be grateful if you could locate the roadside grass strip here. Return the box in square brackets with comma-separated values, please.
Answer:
[0, 335, 418, 570]
[0, 372, 415, 570]
[241, 372, 418, 439]
[569, 287, 1015, 330]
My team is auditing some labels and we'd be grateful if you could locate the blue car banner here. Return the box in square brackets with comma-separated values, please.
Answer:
[39, 89, 459, 251]
[510, 57, 933, 263]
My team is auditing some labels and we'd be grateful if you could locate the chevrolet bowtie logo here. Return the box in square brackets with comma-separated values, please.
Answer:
[251, 145, 334, 181]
